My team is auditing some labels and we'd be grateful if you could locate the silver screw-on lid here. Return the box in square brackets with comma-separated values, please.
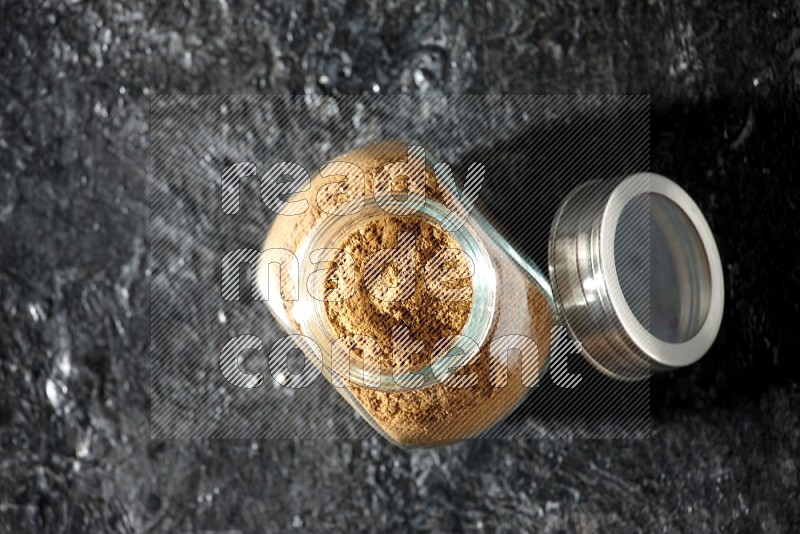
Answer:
[548, 173, 724, 380]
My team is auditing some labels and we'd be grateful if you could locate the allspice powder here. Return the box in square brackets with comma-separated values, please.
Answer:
[261, 140, 456, 332]
[345, 283, 552, 446]
[323, 216, 473, 374]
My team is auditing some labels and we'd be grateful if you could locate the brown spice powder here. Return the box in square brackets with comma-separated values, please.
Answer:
[323, 216, 472, 373]
[346, 282, 552, 446]
[261, 140, 457, 333]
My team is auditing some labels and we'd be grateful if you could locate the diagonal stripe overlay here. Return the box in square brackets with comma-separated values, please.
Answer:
[150, 95, 650, 440]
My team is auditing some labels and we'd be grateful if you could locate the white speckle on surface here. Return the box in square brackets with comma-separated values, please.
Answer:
[217, 0, 229, 17]
[372, 83, 380, 93]
[752, 77, 760, 87]
[56, 349, 72, 378]
[413, 68, 429, 90]
[100, 28, 111, 47]
[113, 317, 125, 336]
[75, 429, 92, 458]
[320, 99, 339, 121]
[292, 515, 303, 528]
[217, 310, 227, 324]
[45, 377, 68, 413]
[93, 101, 108, 118]
[352, 103, 365, 129]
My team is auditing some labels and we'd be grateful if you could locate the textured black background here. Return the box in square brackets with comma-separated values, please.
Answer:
[1, 0, 799, 532]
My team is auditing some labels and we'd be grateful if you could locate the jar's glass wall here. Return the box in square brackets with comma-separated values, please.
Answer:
[259, 143, 557, 446]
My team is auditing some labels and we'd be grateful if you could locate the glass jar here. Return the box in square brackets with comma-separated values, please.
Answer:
[256, 140, 724, 446]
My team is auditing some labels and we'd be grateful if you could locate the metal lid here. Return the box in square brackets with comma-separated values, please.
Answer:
[548, 173, 724, 380]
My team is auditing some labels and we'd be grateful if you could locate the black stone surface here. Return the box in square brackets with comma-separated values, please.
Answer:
[1, 1, 799, 532]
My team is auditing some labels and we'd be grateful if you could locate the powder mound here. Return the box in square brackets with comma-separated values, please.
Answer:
[323, 216, 473, 374]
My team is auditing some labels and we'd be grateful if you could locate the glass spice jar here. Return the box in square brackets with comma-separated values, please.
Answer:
[256, 140, 724, 446]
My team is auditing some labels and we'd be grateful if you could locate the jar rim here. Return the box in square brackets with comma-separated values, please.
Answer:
[294, 196, 498, 390]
